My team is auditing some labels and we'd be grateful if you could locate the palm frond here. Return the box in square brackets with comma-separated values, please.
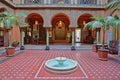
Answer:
[16, 13, 26, 18]
[83, 21, 94, 30]
[106, 0, 120, 10]
[0, 11, 27, 29]
[91, 21, 103, 29]
[113, 20, 120, 27]
[105, 16, 120, 27]
[4, 19, 12, 29]
[84, 21, 102, 30]
[105, 16, 115, 26]
[92, 16, 104, 23]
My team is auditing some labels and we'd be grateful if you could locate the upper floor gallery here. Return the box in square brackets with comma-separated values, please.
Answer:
[1, 0, 114, 9]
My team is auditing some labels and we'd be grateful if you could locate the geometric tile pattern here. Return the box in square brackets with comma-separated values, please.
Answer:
[0, 51, 22, 64]
[0, 50, 120, 80]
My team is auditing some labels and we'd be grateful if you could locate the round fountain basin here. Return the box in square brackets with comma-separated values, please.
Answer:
[44, 58, 78, 74]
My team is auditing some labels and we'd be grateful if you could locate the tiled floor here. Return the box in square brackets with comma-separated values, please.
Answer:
[0, 50, 120, 80]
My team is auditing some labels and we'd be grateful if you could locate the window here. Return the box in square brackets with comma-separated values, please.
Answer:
[33, 0, 39, 3]
[24, 0, 43, 4]
[52, 0, 70, 4]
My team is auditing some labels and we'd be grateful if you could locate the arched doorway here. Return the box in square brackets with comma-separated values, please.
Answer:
[55, 21, 66, 40]
[51, 13, 70, 43]
[25, 13, 45, 44]
[77, 13, 95, 44]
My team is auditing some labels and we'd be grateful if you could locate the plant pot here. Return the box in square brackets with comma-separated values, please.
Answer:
[6, 47, 15, 57]
[12, 42, 19, 47]
[98, 49, 109, 61]
[92, 45, 97, 52]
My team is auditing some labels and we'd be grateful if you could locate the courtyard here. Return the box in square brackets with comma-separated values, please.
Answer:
[0, 49, 120, 80]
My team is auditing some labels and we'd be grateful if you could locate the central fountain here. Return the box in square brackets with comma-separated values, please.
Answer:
[44, 57, 78, 74]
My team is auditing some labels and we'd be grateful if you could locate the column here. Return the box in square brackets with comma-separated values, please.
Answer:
[4, 30, 8, 46]
[74, 0, 77, 4]
[101, 0, 107, 5]
[97, 0, 102, 5]
[118, 27, 120, 56]
[116, 27, 118, 40]
[13, 0, 20, 4]
[71, 0, 74, 4]
[21, 0, 24, 4]
[20, 28, 25, 50]
[48, 0, 51, 4]
[118, 27, 120, 41]
[44, 0, 47, 4]
[71, 28, 76, 50]
[96, 31, 99, 42]
[96, 28, 100, 43]
[8, 30, 11, 47]
[112, 27, 116, 40]
[45, 28, 50, 50]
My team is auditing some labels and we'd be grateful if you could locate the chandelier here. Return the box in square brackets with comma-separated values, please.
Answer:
[35, 20, 38, 25]
[58, 21, 62, 27]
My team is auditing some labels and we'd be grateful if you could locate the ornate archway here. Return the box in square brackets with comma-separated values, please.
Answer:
[77, 13, 95, 44]
[51, 13, 70, 43]
[25, 13, 45, 44]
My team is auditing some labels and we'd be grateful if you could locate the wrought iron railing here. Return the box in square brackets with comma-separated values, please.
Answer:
[15, 0, 103, 5]
[5, 0, 115, 8]
[50, 0, 70, 5]
[24, 0, 44, 5]
[108, 0, 114, 3]
[23, 0, 114, 5]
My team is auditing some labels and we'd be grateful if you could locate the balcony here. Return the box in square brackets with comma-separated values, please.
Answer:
[2, 0, 114, 9]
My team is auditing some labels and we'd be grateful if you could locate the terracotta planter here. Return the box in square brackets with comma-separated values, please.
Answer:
[6, 47, 15, 57]
[12, 42, 19, 47]
[98, 49, 109, 61]
[92, 45, 97, 52]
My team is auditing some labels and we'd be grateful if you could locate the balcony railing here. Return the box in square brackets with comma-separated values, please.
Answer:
[108, 0, 114, 3]
[24, 0, 44, 5]
[24, 0, 101, 5]
[4, 0, 114, 8]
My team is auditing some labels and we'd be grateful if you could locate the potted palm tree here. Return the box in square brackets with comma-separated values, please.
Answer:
[0, 11, 26, 56]
[92, 40, 99, 52]
[84, 16, 116, 61]
[106, 0, 120, 56]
